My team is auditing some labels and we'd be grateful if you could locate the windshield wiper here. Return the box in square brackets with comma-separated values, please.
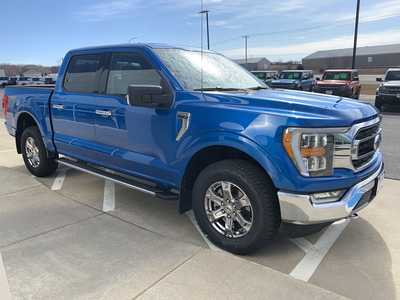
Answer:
[194, 87, 250, 92]
[247, 86, 268, 90]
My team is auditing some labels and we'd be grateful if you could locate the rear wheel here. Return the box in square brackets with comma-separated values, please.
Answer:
[192, 160, 280, 254]
[21, 126, 58, 177]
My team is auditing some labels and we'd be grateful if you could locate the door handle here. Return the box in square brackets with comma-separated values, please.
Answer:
[95, 110, 112, 117]
[52, 104, 64, 110]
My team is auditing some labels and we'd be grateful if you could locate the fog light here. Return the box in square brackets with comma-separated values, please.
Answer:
[311, 190, 345, 204]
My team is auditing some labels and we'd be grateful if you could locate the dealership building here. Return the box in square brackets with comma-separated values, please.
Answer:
[303, 43, 400, 74]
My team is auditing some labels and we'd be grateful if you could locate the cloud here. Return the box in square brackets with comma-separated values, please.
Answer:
[337, 0, 400, 23]
[77, 0, 139, 21]
[221, 29, 400, 60]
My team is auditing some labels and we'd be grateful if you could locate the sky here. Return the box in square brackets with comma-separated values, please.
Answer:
[1, 0, 400, 65]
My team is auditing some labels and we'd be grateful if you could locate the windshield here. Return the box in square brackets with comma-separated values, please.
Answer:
[154, 48, 266, 91]
[386, 71, 400, 81]
[323, 72, 351, 81]
[279, 72, 301, 80]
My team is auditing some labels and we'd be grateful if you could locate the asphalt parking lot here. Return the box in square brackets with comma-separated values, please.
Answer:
[0, 90, 399, 299]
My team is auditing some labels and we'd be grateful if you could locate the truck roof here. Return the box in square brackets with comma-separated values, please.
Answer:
[68, 43, 214, 54]
[324, 69, 358, 72]
[280, 70, 313, 72]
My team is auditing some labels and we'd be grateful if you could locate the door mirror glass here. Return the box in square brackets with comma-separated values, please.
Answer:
[128, 83, 172, 109]
[376, 77, 382, 82]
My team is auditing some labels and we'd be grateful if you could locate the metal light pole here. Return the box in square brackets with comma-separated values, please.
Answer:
[243, 35, 249, 69]
[200, 10, 210, 50]
[352, 0, 361, 69]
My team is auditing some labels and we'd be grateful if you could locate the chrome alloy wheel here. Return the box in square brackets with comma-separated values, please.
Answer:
[25, 137, 40, 168]
[204, 181, 254, 238]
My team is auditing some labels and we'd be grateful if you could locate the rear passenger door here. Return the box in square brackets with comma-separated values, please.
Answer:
[51, 53, 106, 161]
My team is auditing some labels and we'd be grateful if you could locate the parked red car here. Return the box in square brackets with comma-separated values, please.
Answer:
[313, 69, 361, 99]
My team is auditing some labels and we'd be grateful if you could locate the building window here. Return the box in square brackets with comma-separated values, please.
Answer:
[368, 56, 373, 63]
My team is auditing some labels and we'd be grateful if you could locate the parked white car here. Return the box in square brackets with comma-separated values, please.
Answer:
[0, 76, 8, 88]
[16, 77, 32, 85]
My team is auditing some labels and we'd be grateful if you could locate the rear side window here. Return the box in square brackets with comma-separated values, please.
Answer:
[106, 52, 162, 95]
[64, 54, 102, 93]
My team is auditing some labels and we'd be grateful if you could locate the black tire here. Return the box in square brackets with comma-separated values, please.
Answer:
[192, 160, 281, 255]
[375, 101, 383, 112]
[21, 126, 58, 177]
[280, 222, 332, 238]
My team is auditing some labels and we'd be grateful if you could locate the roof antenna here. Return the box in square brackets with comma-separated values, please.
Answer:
[200, 0, 204, 92]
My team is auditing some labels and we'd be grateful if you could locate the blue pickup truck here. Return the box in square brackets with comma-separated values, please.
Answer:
[2, 44, 384, 254]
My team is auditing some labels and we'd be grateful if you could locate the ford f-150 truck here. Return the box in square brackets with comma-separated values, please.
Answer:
[2, 44, 384, 254]
[376, 68, 400, 111]
[314, 69, 361, 99]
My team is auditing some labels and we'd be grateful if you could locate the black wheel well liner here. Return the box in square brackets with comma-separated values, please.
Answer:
[15, 113, 38, 153]
[178, 145, 273, 213]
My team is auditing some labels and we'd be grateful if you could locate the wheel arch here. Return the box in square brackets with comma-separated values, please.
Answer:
[178, 138, 279, 213]
[15, 111, 42, 153]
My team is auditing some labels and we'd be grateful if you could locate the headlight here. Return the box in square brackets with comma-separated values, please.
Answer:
[283, 128, 337, 177]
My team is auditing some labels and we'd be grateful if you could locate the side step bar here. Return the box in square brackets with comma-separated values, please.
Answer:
[57, 157, 178, 200]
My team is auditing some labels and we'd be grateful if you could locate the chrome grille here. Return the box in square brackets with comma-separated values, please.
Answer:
[386, 86, 400, 94]
[352, 122, 381, 170]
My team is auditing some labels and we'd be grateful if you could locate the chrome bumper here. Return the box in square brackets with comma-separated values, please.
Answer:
[278, 163, 384, 224]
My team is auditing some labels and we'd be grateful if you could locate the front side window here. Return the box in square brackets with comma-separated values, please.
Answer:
[64, 54, 102, 93]
[155, 48, 265, 91]
[106, 52, 162, 95]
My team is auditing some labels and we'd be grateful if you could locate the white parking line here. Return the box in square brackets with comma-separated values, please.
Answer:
[0, 150, 14, 153]
[186, 211, 223, 252]
[0, 253, 11, 300]
[51, 169, 67, 191]
[290, 219, 350, 282]
[103, 180, 115, 212]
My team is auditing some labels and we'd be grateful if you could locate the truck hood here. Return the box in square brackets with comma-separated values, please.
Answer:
[203, 89, 378, 127]
[382, 81, 400, 87]
[317, 80, 349, 86]
[271, 79, 299, 84]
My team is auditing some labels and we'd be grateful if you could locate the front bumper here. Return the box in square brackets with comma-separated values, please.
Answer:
[314, 86, 353, 97]
[278, 162, 384, 224]
[376, 94, 400, 105]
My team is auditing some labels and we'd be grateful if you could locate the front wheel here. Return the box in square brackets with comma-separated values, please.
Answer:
[21, 126, 58, 177]
[192, 160, 281, 254]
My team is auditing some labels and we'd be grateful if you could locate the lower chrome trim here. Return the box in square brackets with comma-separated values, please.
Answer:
[278, 162, 384, 224]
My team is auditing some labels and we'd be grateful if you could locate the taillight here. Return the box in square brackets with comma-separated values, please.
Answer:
[2, 95, 8, 117]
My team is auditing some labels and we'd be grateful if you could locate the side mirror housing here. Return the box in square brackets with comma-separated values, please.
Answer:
[316, 77, 321, 81]
[128, 84, 172, 109]
[376, 77, 382, 82]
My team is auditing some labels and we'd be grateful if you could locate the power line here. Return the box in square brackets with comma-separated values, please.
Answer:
[212, 22, 345, 48]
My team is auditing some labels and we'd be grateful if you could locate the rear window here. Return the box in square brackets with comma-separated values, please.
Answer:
[64, 54, 102, 93]
[323, 72, 351, 81]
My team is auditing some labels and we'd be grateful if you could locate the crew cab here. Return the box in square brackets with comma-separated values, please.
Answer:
[375, 68, 400, 111]
[314, 69, 361, 99]
[2, 44, 384, 254]
[269, 70, 314, 91]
